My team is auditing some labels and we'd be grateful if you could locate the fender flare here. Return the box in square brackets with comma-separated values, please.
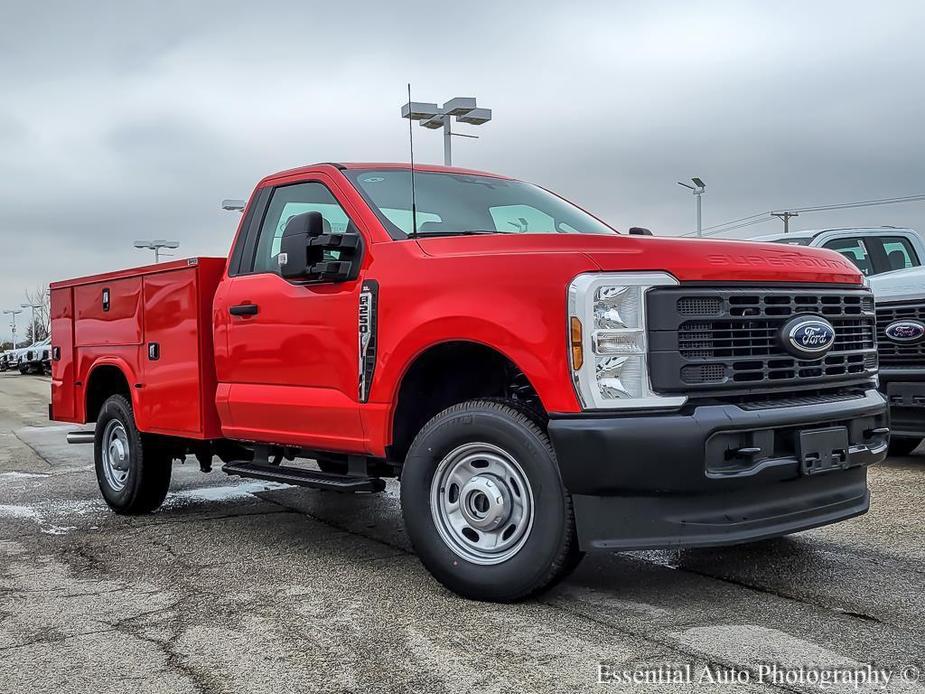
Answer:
[379, 315, 556, 412]
[83, 357, 142, 422]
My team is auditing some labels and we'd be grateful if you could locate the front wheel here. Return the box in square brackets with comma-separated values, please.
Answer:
[400, 399, 581, 602]
[94, 395, 172, 514]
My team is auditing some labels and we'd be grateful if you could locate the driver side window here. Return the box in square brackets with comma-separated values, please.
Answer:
[251, 181, 355, 274]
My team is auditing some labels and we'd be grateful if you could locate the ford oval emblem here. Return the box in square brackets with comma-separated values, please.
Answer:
[781, 316, 836, 359]
[885, 319, 925, 344]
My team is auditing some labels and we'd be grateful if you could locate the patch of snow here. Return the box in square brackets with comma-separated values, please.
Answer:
[41, 525, 77, 535]
[40, 498, 108, 516]
[167, 481, 290, 504]
[0, 504, 41, 519]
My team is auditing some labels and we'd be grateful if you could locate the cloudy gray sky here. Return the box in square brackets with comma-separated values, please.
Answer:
[2, 0, 925, 342]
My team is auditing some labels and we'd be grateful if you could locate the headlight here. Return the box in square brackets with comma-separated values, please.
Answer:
[567, 272, 687, 410]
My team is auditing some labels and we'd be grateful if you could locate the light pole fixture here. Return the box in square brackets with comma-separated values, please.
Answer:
[20, 303, 42, 341]
[134, 240, 179, 263]
[401, 96, 492, 166]
[3, 308, 22, 347]
[678, 177, 706, 237]
[222, 199, 245, 213]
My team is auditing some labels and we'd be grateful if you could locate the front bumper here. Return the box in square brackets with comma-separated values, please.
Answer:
[879, 368, 925, 438]
[547, 388, 888, 551]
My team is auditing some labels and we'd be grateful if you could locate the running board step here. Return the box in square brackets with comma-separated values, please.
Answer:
[222, 462, 385, 493]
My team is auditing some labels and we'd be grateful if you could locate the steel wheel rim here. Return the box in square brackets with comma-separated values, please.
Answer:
[101, 420, 130, 492]
[430, 441, 535, 565]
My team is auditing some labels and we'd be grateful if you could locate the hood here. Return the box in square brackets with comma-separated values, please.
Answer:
[416, 234, 863, 285]
[869, 266, 925, 301]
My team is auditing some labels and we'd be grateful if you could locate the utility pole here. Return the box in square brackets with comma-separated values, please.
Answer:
[678, 178, 707, 237]
[771, 211, 799, 233]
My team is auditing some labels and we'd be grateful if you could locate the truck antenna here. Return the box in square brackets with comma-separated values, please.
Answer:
[407, 83, 419, 238]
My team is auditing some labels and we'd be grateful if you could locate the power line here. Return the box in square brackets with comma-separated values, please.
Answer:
[698, 211, 769, 233]
[681, 215, 774, 237]
[686, 190, 925, 237]
[784, 192, 925, 214]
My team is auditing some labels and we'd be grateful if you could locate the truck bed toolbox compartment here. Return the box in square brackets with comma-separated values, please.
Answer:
[50, 258, 227, 439]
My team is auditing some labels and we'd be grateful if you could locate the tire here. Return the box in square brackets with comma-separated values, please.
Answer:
[400, 399, 580, 602]
[94, 395, 172, 514]
[888, 437, 922, 457]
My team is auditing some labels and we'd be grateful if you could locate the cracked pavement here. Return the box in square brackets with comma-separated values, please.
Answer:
[0, 372, 923, 693]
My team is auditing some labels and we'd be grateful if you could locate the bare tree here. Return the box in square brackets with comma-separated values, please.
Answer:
[23, 285, 50, 342]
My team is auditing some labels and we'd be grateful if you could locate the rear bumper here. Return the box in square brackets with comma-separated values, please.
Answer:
[547, 387, 887, 551]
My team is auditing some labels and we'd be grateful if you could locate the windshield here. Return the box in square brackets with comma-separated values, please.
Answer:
[344, 169, 616, 238]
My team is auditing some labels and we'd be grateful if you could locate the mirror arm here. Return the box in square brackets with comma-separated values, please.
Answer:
[309, 234, 361, 250]
[307, 260, 354, 281]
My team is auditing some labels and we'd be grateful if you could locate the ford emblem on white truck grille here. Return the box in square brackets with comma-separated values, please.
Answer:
[885, 319, 925, 344]
[781, 316, 836, 359]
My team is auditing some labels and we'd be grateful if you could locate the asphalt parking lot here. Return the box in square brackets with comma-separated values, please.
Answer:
[0, 372, 923, 693]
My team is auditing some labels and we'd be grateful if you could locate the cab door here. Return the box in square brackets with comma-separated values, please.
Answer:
[216, 175, 368, 452]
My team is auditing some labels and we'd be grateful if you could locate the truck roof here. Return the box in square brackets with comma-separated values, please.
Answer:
[260, 162, 513, 185]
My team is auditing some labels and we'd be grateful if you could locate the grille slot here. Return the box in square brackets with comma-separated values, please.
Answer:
[648, 286, 877, 396]
[681, 363, 726, 384]
[678, 297, 722, 315]
[875, 300, 925, 366]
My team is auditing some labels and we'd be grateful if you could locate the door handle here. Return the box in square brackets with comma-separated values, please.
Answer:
[229, 303, 259, 316]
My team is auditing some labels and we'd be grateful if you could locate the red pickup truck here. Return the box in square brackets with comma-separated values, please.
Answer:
[50, 162, 888, 601]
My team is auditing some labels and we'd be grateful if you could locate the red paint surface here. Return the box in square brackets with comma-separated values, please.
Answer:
[51, 258, 225, 439]
[51, 164, 864, 457]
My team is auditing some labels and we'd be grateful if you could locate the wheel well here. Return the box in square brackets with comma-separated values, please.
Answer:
[389, 342, 543, 464]
[85, 365, 131, 423]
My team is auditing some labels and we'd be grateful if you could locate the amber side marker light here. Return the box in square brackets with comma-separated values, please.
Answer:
[570, 317, 583, 369]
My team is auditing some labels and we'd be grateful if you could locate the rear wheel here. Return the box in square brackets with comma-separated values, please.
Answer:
[888, 437, 922, 457]
[94, 395, 172, 514]
[401, 399, 580, 602]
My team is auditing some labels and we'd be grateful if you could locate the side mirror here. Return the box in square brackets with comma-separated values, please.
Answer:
[278, 211, 361, 282]
[628, 227, 653, 236]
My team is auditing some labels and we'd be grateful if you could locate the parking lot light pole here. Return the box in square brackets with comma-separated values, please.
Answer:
[401, 97, 493, 166]
[3, 309, 22, 348]
[133, 240, 180, 263]
[678, 177, 706, 237]
[20, 304, 42, 342]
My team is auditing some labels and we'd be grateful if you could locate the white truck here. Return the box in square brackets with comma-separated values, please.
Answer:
[753, 227, 924, 278]
[869, 265, 925, 456]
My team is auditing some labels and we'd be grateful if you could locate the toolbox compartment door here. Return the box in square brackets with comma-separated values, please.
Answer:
[139, 268, 203, 437]
[74, 277, 143, 347]
[50, 287, 77, 421]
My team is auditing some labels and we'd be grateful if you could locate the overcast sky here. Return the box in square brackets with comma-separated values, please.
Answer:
[2, 0, 925, 342]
